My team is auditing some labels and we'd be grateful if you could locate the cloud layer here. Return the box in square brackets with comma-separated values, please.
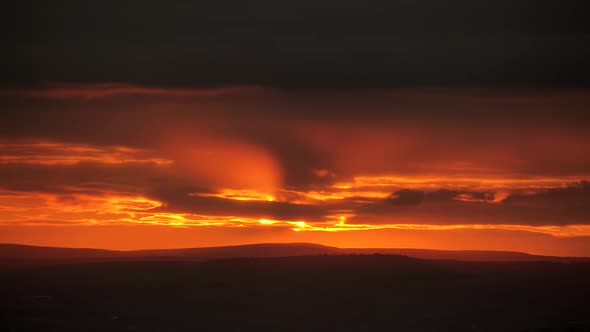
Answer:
[1, 88, 590, 254]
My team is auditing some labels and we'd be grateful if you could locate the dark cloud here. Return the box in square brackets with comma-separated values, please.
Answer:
[388, 189, 425, 206]
[0, 162, 168, 195]
[357, 183, 590, 226]
[150, 188, 331, 221]
[428, 189, 463, 201]
[2, 0, 589, 89]
[504, 181, 590, 210]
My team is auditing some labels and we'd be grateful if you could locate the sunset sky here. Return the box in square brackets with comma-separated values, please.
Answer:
[2, 1, 589, 255]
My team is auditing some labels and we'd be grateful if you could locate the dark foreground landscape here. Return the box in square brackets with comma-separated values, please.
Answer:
[1, 244, 590, 332]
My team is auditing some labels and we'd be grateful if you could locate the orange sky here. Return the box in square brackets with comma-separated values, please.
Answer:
[1, 86, 590, 256]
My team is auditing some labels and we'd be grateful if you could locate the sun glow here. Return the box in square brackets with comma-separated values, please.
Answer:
[259, 218, 281, 225]
[191, 189, 276, 202]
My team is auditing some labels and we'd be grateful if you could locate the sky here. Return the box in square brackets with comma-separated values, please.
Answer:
[1, 1, 590, 255]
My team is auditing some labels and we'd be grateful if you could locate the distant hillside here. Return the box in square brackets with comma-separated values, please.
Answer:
[341, 247, 583, 262]
[0, 243, 117, 260]
[0, 243, 588, 266]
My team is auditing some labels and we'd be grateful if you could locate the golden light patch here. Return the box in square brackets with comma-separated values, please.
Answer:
[191, 189, 276, 202]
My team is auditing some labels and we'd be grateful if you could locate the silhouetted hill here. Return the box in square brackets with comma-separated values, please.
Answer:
[0, 243, 117, 260]
[1, 243, 589, 267]
[132, 242, 340, 259]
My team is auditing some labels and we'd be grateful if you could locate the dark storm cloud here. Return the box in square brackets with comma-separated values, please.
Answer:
[358, 182, 590, 226]
[387, 189, 482, 206]
[504, 181, 590, 209]
[0, 162, 171, 195]
[156, 193, 330, 221]
[388, 189, 498, 206]
[388, 189, 425, 206]
[3, 85, 590, 133]
[2, 0, 589, 88]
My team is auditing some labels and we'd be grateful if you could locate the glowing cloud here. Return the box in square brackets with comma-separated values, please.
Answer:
[191, 189, 275, 202]
[0, 142, 172, 165]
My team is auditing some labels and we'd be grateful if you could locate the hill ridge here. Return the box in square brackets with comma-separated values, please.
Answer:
[1, 242, 589, 264]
